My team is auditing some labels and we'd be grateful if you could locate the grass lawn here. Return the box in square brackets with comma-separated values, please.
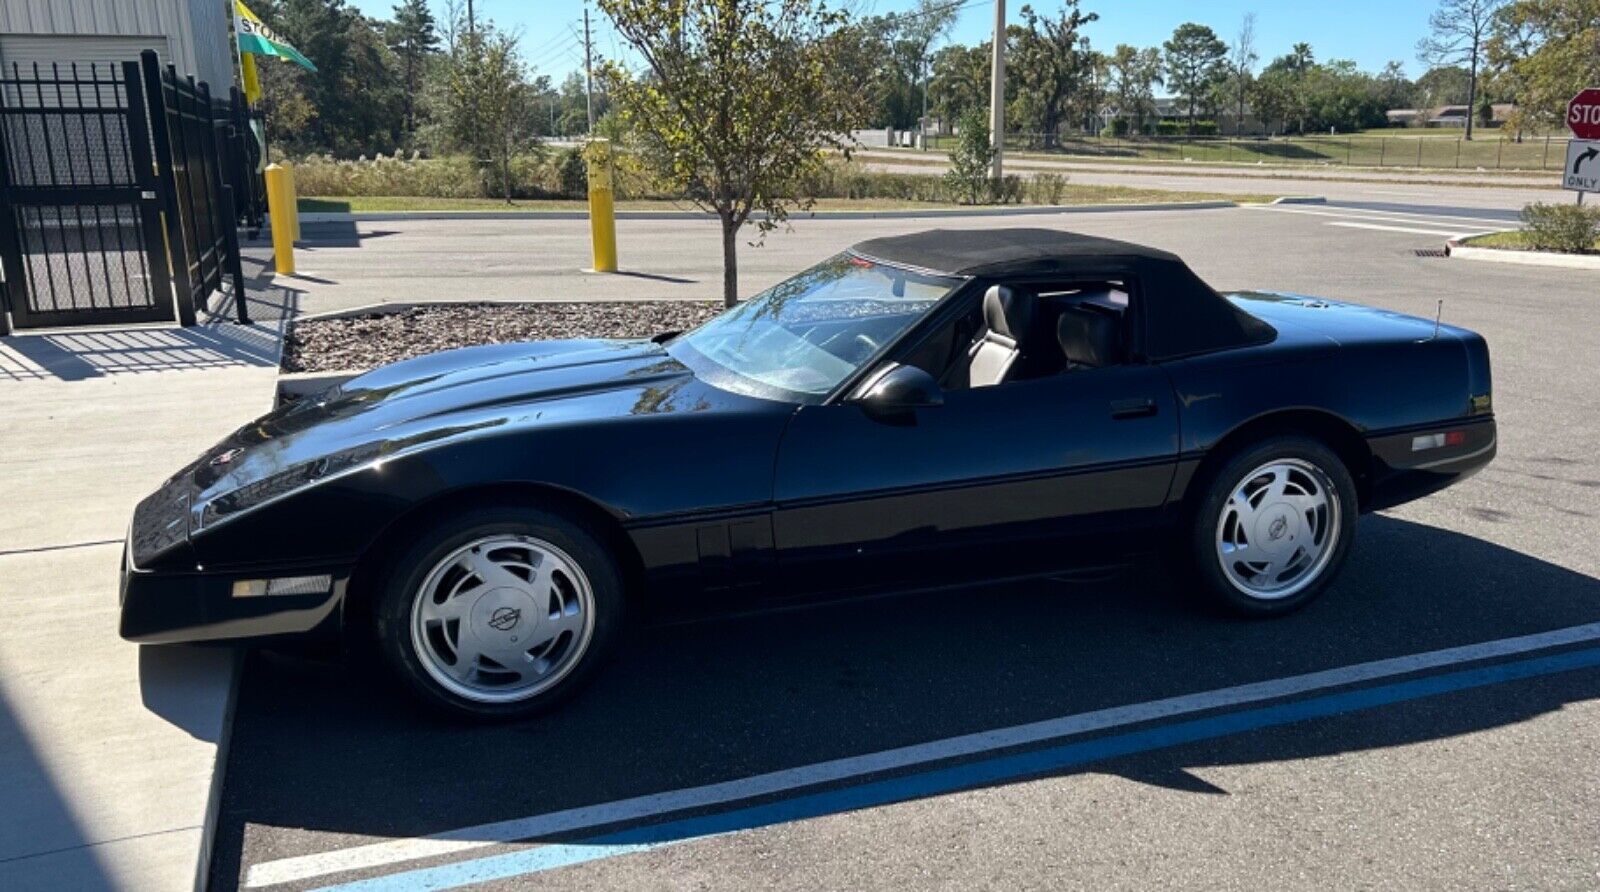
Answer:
[916, 132, 1567, 173]
[1460, 230, 1600, 253]
[299, 184, 1281, 215]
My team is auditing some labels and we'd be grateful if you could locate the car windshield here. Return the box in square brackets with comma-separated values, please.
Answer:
[667, 253, 960, 401]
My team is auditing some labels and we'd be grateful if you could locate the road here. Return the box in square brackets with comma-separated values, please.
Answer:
[212, 200, 1600, 891]
[857, 148, 1567, 211]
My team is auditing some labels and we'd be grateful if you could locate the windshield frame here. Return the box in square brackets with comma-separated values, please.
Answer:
[666, 251, 969, 406]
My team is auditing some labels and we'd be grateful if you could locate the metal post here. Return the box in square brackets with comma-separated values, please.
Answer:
[1417, 138, 1423, 168]
[140, 51, 196, 327]
[1456, 139, 1462, 168]
[264, 164, 295, 275]
[1496, 138, 1503, 168]
[1543, 135, 1550, 170]
[583, 5, 595, 133]
[988, 0, 1006, 179]
[585, 139, 617, 272]
[1379, 138, 1385, 167]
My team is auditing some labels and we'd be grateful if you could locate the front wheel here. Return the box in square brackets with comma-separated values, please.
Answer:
[1189, 436, 1358, 616]
[374, 505, 625, 721]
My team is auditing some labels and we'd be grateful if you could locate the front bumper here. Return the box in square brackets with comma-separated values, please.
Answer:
[119, 540, 348, 644]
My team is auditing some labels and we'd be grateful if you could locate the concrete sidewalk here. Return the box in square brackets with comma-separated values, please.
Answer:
[0, 272, 291, 889]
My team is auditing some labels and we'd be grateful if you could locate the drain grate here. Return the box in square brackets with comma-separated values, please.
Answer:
[1414, 248, 1448, 257]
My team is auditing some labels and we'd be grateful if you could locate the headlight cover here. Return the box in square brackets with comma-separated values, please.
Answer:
[193, 441, 387, 531]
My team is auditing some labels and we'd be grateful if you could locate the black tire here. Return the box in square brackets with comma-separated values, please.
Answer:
[1188, 435, 1358, 616]
[373, 503, 626, 721]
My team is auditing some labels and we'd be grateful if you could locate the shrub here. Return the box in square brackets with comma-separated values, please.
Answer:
[945, 110, 997, 204]
[556, 148, 588, 198]
[1027, 172, 1069, 205]
[1519, 202, 1600, 254]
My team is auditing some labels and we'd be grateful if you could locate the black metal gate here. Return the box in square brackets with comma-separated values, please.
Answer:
[0, 59, 176, 332]
[0, 51, 257, 335]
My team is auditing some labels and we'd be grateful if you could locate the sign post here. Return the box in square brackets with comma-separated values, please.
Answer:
[1565, 89, 1600, 204]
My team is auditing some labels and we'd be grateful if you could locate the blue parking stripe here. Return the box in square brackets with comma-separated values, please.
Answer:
[315, 645, 1600, 892]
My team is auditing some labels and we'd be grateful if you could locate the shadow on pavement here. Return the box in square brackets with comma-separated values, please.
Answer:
[0, 250, 302, 382]
[209, 515, 1600, 888]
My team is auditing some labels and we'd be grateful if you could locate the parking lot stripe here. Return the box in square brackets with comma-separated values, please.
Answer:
[245, 621, 1600, 889]
[1325, 222, 1486, 237]
[1247, 205, 1513, 226]
[309, 644, 1600, 892]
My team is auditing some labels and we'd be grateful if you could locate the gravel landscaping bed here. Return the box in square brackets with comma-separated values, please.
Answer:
[282, 301, 722, 373]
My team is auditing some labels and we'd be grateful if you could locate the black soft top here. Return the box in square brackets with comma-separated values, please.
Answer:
[849, 228, 1274, 361]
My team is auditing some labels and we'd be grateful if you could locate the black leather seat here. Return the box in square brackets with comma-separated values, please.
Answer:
[966, 285, 1034, 387]
[1057, 306, 1120, 370]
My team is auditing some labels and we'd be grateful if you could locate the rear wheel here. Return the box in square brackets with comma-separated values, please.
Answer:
[1189, 436, 1357, 615]
[373, 504, 625, 720]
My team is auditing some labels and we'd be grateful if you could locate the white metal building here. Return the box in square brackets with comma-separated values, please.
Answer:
[0, 0, 233, 88]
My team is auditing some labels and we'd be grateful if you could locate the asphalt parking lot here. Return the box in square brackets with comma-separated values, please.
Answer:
[212, 200, 1600, 890]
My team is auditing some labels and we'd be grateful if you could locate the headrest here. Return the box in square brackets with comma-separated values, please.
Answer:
[982, 285, 1033, 341]
[1057, 306, 1120, 369]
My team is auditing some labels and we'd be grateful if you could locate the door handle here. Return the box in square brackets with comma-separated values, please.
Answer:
[1110, 397, 1157, 419]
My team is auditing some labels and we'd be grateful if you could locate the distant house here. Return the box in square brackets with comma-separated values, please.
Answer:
[1097, 97, 1270, 136]
[1386, 104, 1516, 129]
[0, 0, 233, 88]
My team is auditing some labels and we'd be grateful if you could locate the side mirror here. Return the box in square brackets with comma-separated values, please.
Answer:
[852, 363, 943, 413]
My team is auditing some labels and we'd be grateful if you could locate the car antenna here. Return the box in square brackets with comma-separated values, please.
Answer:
[1431, 299, 1443, 340]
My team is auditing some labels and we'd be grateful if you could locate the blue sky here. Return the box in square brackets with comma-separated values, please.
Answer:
[346, 0, 1442, 82]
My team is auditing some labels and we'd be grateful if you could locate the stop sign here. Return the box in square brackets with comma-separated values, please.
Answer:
[1569, 89, 1600, 140]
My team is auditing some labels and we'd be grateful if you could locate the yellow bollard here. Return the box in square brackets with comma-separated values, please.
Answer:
[584, 139, 617, 272]
[264, 163, 295, 276]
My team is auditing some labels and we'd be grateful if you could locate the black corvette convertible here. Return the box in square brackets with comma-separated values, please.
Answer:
[121, 229, 1495, 719]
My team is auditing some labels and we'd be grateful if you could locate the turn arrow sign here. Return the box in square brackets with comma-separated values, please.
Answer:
[1574, 146, 1600, 174]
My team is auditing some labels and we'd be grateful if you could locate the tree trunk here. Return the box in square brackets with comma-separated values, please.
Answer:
[1464, 38, 1479, 142]
[720, 216, 739, 308]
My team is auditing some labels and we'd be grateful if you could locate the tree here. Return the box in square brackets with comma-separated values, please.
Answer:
[386, 0, 438, 139]
[597, 0, 869, 307]
[1163, 23, 1228, 134]
[1261, 43, 1316, 132]
[929, 42, 992, 126]
[1415, 64, 1472, 105]
[1226, 13, 1257, 135]
[255, 0, 406, 156]
[944, 110, 997, 203]
[898, 0, 960, 134]
[442, 18, 535, 202]
[1106, 44, 1162, 134]
[1487, 0, 1600, 134]
[1009, 1, 1100, 146]
[1417, 0, 1506, 139]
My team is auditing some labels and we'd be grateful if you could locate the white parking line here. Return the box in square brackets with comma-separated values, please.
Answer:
[1326, 221, 1487, 237]
[244, 621, 1600, 889]
[1247, 204, 1514, 226]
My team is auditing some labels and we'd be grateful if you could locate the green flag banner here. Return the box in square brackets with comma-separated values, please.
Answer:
[235, 0, 317, 72]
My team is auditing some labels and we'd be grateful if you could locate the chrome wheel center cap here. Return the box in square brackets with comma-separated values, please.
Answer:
[469, 586, 538, 646]
[1254, 503, 1300, 557]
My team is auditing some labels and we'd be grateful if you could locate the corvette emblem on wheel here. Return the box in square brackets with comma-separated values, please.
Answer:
[487, 607, 521, 631]
[1268, 516, 1288, 541]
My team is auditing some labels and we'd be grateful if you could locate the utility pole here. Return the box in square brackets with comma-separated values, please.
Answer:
[466, 0, 475, 35]
[583, 4, 595, 133]
[989, 0, 1005, 178]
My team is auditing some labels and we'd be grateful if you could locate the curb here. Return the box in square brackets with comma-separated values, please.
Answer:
[1269, 196, 1328, 205]
[284, 199, 1243, 226]
[1444, 237, 1600, 270]
[194, 647, 243, 892]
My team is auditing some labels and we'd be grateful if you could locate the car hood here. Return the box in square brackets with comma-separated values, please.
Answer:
[181, 338, 704, 529]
